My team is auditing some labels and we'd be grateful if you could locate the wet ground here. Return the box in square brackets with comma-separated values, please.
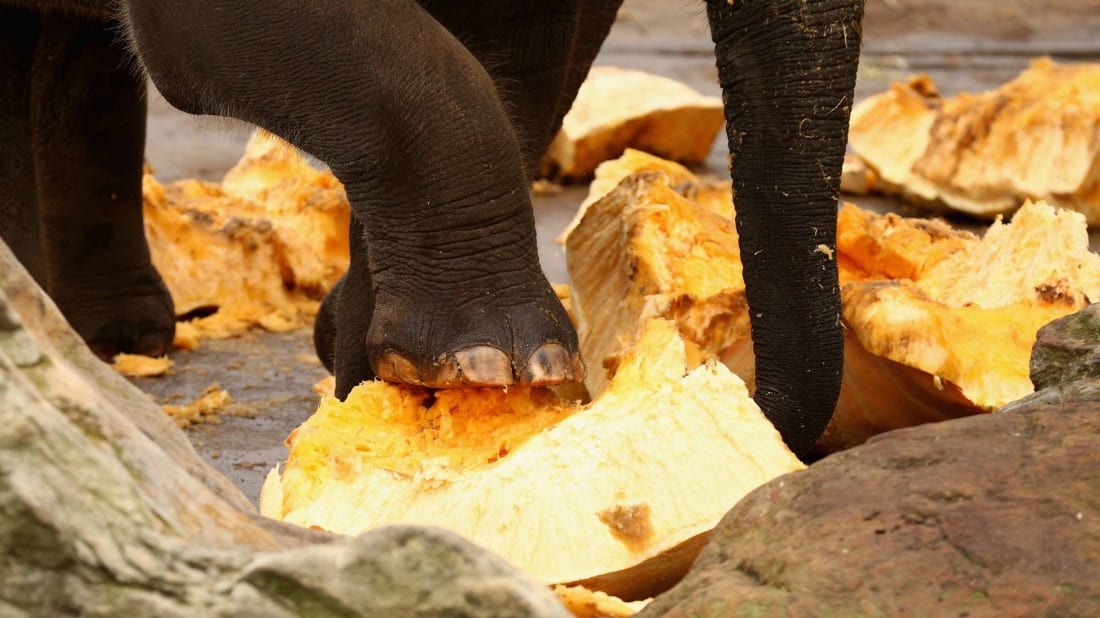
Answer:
[130, 0, 1100, 505]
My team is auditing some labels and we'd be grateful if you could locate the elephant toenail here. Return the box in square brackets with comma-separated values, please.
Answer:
[135, 332, 172, 358]
[521, 343, 573, 384]
[453, 346, 513, 386]
[376, 352, 422, 384]
[433, 360, 463, 387]
[572, 355, 587, 381]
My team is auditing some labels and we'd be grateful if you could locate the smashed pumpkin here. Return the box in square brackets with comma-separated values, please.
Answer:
[260, 319, 804, 601]
[558, 148, 732, 244]
[564, 166, 749, 398]
[554, 585, 649, 618]
[847, 59, 1100, 225]
[539, 67, 725, 180]
[564, 151, 1100, 451]
[829, 200, 1100, 448]
[141, 130, 349, 341]
[110, 353, 174, 377]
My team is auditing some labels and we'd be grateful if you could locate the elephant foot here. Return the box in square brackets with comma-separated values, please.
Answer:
[317, 270, 585, 399]
[52, 265, 176, 360]
[369, 285, 585, 392]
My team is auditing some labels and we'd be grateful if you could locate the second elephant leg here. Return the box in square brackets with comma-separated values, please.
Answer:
[30, 13, 175, 358]
[417, 0, 624, 175]
[0, 7, 45, 285]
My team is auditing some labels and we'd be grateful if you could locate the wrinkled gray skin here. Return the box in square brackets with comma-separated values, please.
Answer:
[0, 0, 863, 456]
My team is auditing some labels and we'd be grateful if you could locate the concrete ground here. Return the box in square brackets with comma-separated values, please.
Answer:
[129, 0, 1100, 505]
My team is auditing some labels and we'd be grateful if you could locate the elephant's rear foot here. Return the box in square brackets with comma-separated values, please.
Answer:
[52, 264, 176, 360]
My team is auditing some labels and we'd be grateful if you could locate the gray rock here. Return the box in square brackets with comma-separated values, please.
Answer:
[639, 399, 1100, 618]
[1001, 302, 1100, 413]
[237, 525, 569, 618]
[1030, 302, 1100, 390]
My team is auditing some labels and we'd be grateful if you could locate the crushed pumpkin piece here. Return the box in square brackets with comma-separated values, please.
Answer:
[829, 200, 1100, 448]
[848, 59, 1100, 224]
[559, 148, 731, 244]
[261, 319, 804, 601]
[565, 169, 748, 398]
[111, 353, 174, 378]
[161, 383, 242, 429]
[555, 585, 649, 618]
[539, 67, 724, 180]
[141, 130, 349, 342]
[171, 321, 200, 352]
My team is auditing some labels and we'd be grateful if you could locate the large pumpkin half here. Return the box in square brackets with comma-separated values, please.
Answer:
[260, 319, 804, 601]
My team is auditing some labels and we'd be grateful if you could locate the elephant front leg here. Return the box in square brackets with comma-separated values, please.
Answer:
[125, 0, 582, 396]
[29, 12, 175, 359]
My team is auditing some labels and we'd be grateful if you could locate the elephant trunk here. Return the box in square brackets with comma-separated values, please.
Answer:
[706, 0, 864, 456]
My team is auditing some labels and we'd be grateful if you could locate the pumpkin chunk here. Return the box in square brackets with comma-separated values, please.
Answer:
[539, 67, 725, 180]
[141, 130, 349, 341]
[261, 319, 804, 602]
[832, 201, 1100, 447]
[565, 169, 748, 398]
[110, 353, 174, 377]
[847, 59, 1100, 224]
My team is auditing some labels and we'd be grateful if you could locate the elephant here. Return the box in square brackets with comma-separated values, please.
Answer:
[0, 0, 864, 457]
